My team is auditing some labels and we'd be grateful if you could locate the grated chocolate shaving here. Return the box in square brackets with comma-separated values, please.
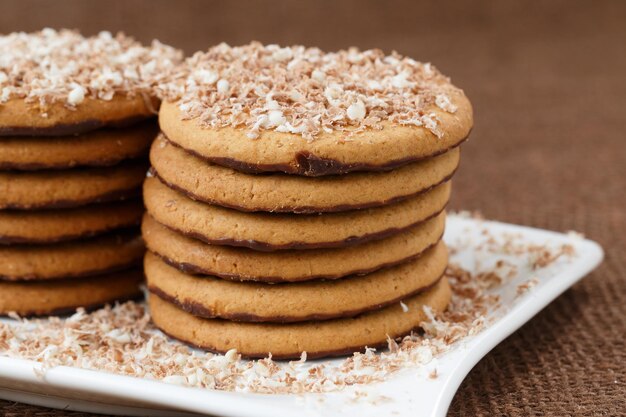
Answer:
[0, 28, 183, 108]
[159, 42, 465, 140]
[0, 226, 578, 394]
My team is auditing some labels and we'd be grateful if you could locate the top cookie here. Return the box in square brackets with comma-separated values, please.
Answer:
[0, 29, 182, 136]
[160, 42, 472, 176]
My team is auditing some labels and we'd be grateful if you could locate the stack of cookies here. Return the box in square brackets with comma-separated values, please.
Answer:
[0, 29, 181, 316]
[144, 43, 473, 358]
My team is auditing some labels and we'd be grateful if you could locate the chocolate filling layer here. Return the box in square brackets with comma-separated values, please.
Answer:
[151, 167, 457, 214]
[150, 234, 442, 283]
[0, 258, 143, 282]
[148, 273, 443, 323]
[164, 130, 469, 176]
[0, 224, 141, 245]
[0, 156, 147, 171]
[0, 120, 155, 170]
[0, 115, 153, 137]
[158, 207, 445, 252]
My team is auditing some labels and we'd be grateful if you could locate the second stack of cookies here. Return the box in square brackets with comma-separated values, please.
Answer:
[0, 29, 181, 316]
[144, 43, 473, 359]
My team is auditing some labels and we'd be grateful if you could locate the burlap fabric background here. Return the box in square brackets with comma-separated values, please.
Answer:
[0, 1, 624, 415]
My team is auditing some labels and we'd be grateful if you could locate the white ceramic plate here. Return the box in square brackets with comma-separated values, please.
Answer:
[0, 216, 604, 417]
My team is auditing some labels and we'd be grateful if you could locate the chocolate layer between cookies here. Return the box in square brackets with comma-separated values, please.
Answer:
[145, 242, 447, 322]
[149, 275, 444, 323]
[143, 176, 451, 251]
[0, 160, 148, 210]
[0, 114, 152, 138]
[159, 208, 445, 251]
[0, 121, 157, 170]
[143, 211, 446, 282]
[164, 132, 469, 177]
[0, 200, 143, 245]
[149, 134, 460, 213]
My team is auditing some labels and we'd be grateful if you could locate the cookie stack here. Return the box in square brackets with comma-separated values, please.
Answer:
[0, 29, 181, 316]
[145, 43, 473, 358]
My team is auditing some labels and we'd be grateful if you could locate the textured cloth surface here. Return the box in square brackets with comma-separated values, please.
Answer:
[0, 0, 624, 416]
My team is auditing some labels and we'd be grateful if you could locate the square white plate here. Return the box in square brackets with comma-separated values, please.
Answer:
[0, 215, 604, 417]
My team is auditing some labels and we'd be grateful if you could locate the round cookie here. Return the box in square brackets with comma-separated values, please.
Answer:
[0, 200, 143, 244]
[0, 268, 143, 316]
[151, 135, 460, 213]
[0, 29, 181, 137]
[0, 160, 147, 210]
[144, 176, 450, 251]
[146, 242, 447, 322]
[0, 233, 144, 280]
[149, 277, 451, 359]
[0, 121, 157, 170]
[142, 211, 446, 282]
[160, 96, 470, 177]
[158, 44, 471, 176]
[0, 96, 157, 137]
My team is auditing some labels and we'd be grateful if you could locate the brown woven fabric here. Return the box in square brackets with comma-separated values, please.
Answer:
[1, 0, 624, 415]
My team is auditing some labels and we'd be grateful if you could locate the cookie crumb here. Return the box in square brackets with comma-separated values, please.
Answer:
[516, 277, 539, 295]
